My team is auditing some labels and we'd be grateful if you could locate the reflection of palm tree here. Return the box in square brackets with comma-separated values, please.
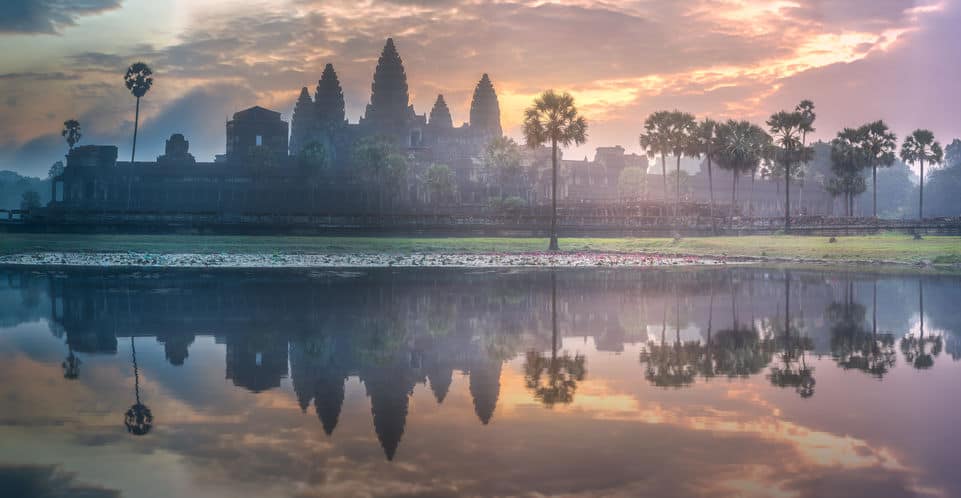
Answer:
[829, 279, 896, 378]
[62, 346, 80, 380]
[900, 280, 941, 370]
[767, 271, 815, 397]
[524, 273, 586, 407]
[124, 337, 153, 436]
[639, 282, 699, 388]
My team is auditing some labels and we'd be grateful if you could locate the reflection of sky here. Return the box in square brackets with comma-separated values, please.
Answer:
[0, 268, 960, 497]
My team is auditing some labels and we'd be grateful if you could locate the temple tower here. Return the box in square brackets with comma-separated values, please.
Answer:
[315, 63, 346, 131]
[362, 38, 413, 138]
[469, 73, 502, 138]
[289, 87, 315, 155]
[428, 94, 453, 130]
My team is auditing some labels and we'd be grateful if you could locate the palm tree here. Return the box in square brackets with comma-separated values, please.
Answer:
[767, 109, 811, 231]
[795, 100, 816, 211]
[61, 119, 81, 152]
[692, 118, 719, 230]
[522, 90, 588, 251]
[714, 120, 768, 216]
[828, 128, 869, 217]
[639, 111, 672, 204]
[857, 121, 897, 218]
[900, 129, 943, 219]
[124, 62, 153, 210]
[665, 111, 697, 219]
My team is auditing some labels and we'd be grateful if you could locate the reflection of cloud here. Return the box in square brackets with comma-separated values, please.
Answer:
[0, 463, 120, 498]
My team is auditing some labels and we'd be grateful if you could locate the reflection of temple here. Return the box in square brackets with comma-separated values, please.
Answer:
[15, 267, 961, 460]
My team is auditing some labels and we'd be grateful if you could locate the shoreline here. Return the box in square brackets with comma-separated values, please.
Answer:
[0, 250, 953, 271]
[0, 251, 730, 268]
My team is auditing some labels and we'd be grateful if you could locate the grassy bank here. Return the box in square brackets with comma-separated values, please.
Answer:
[1, 232, 958, 265]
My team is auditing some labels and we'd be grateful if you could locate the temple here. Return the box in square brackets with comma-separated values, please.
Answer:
[43, 37, 836, 228]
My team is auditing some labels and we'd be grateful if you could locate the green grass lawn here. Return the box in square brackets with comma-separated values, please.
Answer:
[1, 232, 958, 265]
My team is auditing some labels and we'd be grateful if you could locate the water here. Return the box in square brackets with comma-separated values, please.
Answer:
[0, 267, 959, 498]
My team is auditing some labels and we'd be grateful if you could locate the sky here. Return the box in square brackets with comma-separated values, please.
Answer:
[0, 0, 959, 177]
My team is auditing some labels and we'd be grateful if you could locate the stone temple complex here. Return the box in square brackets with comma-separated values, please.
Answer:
[41, 37, 836, 229]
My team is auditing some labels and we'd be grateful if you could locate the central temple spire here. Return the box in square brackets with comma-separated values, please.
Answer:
[469, 73, 502, 138]
[363, 38, 411, 134]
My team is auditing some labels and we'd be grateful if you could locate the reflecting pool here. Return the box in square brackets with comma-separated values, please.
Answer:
[1, 267, 959, 497]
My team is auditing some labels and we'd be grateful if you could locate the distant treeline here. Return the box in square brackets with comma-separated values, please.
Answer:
[0, 171, 50, 211]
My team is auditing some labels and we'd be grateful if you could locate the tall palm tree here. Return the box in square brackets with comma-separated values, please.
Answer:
[61, 119, 81, 152]
[900, 129, 943, 219]
[714, 120, 768, 216]
[857, 121, 897, 218]
[692, 118, 719, 229]
[523, 90, 588, 251]
[795, 100, 815, 211]
[767, 109, 811, 231]
[639, 111, 672, 204]
[665, 111, 697, 219]
[124, 62, 153, 210]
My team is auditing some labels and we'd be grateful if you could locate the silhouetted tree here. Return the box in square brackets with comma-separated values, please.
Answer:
[857, 121, 897, 218]
[795, 100, 816, 210]
[523, 90, 587, 251]
[767, 108, 813, 230]
[123, 62, 153, 210]
[715, 120, 769, 216]
[48, 161, 64, 179]
[665, 110, 697, 218]
[61, 119, 81, 151]
[425, 163, 456, 207]
[692, 118, 719, 229]
[483, 136, 523, 199]
[828, 128, 869, 217]
[351, 135, 408, 213]
[20, 190, 40, 211]
[900, 129, 943, 219]
[639, 111, 673, 203]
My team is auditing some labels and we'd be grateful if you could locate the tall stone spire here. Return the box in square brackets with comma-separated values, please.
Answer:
[469, 73, 502, 137]
[315, 63, 345, 131]
[428, 94, 453, 129]
[289, 86, 315, 155]
[363, 38, 411, 134]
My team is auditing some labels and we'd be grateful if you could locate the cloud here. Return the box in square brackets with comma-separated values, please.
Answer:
[0, 0, 122, 35]
[0, 0, 956, 171]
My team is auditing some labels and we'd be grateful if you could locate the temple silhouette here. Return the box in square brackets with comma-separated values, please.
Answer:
[35, 38, 837, 230]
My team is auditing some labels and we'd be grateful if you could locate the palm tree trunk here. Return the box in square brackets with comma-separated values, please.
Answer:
[127, 96, 141, 211]
[708, 157, 716, 233]
[661, 154, 667, 204]
[675, 155, 681, 219]
[784, 161, 791, 232]
[872, 164, 878, 218]
[919, 159, 924, 220]
[549, 139, 559, 251]
[750, 169, 756, 217]
[731, 172, 738, 217]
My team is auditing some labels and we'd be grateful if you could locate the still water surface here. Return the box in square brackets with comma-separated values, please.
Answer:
[1, 267, 959, 498]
